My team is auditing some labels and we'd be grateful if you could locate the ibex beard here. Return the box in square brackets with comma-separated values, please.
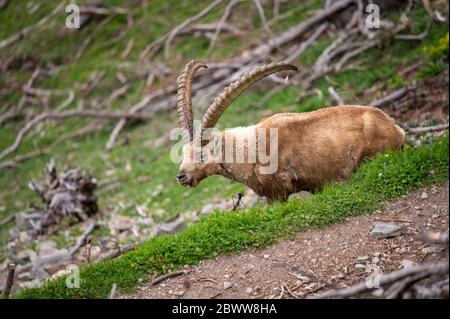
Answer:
[174, 60, 405, 201]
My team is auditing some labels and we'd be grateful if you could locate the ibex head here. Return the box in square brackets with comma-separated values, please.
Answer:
[176, 60, 297, 188]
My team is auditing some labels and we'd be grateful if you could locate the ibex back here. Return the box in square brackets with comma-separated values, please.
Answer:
[175, 61, 405, 201]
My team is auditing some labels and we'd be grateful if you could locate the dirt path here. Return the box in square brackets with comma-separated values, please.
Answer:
[122, 183, 448, 299]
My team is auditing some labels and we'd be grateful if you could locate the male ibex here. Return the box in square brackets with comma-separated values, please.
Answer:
[175, 60, 405, 201]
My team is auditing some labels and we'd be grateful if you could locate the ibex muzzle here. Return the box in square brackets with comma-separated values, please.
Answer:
[175, 60, 405, 201]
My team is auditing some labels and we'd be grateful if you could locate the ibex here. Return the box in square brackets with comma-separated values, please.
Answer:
[175, 60, 405, 201]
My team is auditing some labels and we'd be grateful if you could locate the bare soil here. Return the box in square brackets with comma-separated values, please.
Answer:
[122, 183, 449, 299]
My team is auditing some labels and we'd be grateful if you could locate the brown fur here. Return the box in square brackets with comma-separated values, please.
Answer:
[178, 105, 405, 201]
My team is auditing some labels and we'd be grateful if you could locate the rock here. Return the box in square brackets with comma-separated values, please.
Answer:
[19, 231, 31, 243]
[421, 192, 429, 199]
[241, 192, 259, 208]
[369, 222, 406, 238]
[263, 254, 270, 259]
[108, 215, 135, 234]
[18, 272, 33, 280]
[422, 246, 443, 254]
[245, 287, 253, 294]
[431, 214, 439, 219]
[372, 256, 380, 264]
[223, 281, 233, 290]
[90, 246, 102, 260]
[16, 211, 42, 231]
[201, 204, 215, 215]
[37, 240, 58, 257]
[172, 290, 185, 297]
[157, 217, 187, 235]
[289, 191, 313, 200]
[52, 269, 68, 279]
[17, 250, 30, 261]
[400, 259, 416, 269]
[356, 256, 369, 263]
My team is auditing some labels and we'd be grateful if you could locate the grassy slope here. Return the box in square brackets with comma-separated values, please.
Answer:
[0, 1, 448, 297]
[17, 135, 449, 298]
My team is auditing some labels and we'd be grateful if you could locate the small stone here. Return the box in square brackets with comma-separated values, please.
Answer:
[17, 250, 29, 261]
[372, 288, 384, 297]
[304, 283, 316, 290]
[108, 215, 135, 234]
[422, 247, 442, 254]
[223, 281, 233, 290]
[263, 254, 270, 259]
[356, 256, 369, 263]
[245, 287, 253, 294]
[157, 217, 187, 235]
[400, 260, 416, 269]
[421, 192, 429, 199]
[372, 256, 380, 264]
[355, 264, 366, 269]
[431, 214, 439, 219]
[289, 191, 314, 200]
[19, 231, 30, 243]
[172, 290, 185, 297]
[201, 204, 215, 215]
[369, 222, 406, 239]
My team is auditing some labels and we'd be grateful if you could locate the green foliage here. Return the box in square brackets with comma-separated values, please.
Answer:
[417, 32, 449, 78]
[16, 135, 449, 299]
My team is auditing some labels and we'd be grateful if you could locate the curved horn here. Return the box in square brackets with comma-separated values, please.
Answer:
[176, 60, 207, 143]
[196, 62, 297, 142]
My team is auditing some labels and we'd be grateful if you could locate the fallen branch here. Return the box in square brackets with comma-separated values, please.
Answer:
[108, 283, 118, 299]
[0, 108, 21, 126]
[0, 122, 102, 170]
[407, 123, 449, 134]
[94, 241, 142, 264]
[0, 110, 155, 162]
[328, 87, 345, 106]
[395, 21, 431, 41]
[283, 23, 328, 64]
[68, 220, 97, 256]
[79, 6, 128, 16]
[0, 3, 64, 51]
[105, 83, 179, 150]
[0, 214, 16, 227]
[2, 263, 16, 298]
[151, 270, 186, 286]
[163, 0, 223, 60]
[207, 0, 243, 56]
[254, 0, 274, 36]
[369, 87, 411, 107]
[310, 262, 449, 299]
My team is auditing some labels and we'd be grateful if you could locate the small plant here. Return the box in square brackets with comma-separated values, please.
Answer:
[417, 32, 449, 78]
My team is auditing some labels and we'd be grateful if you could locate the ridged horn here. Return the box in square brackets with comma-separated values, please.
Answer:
[176, 60, 207, 143]
[196, 62, 297, 142]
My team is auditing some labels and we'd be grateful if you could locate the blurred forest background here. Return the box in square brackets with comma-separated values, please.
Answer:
[0, 0, 448, 297]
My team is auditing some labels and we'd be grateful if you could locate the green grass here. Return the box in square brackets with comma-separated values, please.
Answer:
[15, 134, 449, 298]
